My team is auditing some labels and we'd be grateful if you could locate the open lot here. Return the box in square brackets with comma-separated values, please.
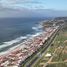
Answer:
[33, 27, 67, 67]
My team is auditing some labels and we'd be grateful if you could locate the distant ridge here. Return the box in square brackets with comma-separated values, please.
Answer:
[0, 7, 67, 18]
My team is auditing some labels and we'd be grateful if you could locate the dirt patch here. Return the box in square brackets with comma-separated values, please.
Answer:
[64, 33, 67, 37]
[64, 40, 67, 44]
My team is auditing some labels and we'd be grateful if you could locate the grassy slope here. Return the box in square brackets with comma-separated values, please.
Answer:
[34, 27, 67, 67]
[47, 28, 67, 67]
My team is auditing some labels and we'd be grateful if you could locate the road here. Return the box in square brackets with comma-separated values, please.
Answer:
[20, 28, 59, 67]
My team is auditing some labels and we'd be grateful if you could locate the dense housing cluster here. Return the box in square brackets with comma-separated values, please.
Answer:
[0, 27, 58, 67]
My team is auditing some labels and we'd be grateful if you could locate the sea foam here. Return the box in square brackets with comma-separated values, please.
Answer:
[0, 23, 43, 55]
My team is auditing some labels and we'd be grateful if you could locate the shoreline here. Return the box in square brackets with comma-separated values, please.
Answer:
[0, 26, 58, 67]
[0, 21, 43, 54]
[0, 32, 42, 55]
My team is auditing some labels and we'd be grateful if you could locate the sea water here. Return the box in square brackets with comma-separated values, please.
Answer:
[0, 17, 46, 54]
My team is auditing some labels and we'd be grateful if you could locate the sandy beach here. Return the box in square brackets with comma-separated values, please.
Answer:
[0, 27, 58, 67]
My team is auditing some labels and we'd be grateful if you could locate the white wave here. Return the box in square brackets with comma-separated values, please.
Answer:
[0, 31, 42, 49]
[0, 32, 42, 49]
[27, 34, 33, 37]
[0, 45, 19, 55]
[38, 24, 43, 28]
[0, 43, 26, 55]
[32, 24, 43, 32]
[31, 32, 42, 37]
[32, 27, 39, 31]
[0, 36, 27, 49]
[0, 31, 42, 55]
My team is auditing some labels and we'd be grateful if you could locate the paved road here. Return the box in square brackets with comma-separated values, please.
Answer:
[21, 28, 59, 67]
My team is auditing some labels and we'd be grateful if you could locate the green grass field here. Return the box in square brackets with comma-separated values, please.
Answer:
[33, 28, 67, 67]
[46, 29, 67, 67]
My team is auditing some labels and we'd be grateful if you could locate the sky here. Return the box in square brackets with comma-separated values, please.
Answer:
[0, 0, 67, 18]
[0, 0, 67, 10]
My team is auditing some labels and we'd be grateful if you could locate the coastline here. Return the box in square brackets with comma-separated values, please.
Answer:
[0, 20, 43, 54]
[0, 24, 59, 67]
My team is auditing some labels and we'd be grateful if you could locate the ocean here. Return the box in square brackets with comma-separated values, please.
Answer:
[0, 18, 47, 54]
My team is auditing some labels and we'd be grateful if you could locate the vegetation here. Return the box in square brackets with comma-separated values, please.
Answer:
[34, 26, 67, 67]
[47, 63, 67, 67]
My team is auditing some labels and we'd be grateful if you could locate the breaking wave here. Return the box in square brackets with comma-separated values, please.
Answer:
[0, 23, 43, 55]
